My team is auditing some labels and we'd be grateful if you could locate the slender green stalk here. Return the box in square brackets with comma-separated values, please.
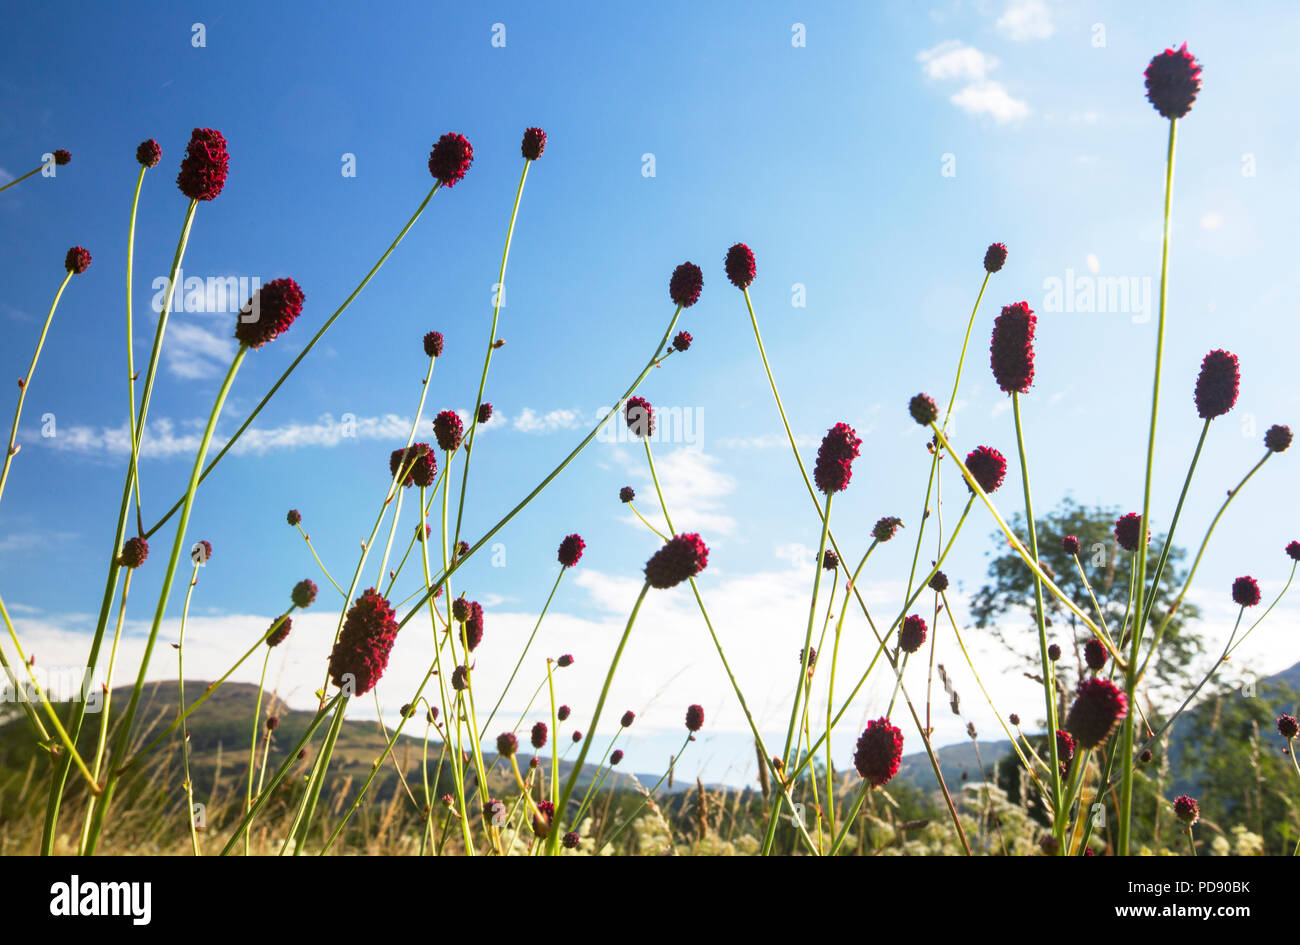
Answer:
[0, 269, 74, 505]
[1012, 392, 1062, 843]
[244, 645, 273, 856]
[144, 184, 441, 540]
[594, 733, 693, 853]
[1119, 117, 1179, 856]
[174, 564, 203, 856]
[84, 345, 247, 854]
[479, 568, 565, 739]
[549, 583, 651, 854]
[125, 164, 147, 530]
[1139, 418, 1210, 626]
[451, 159, 532, 553]
[0, 163, 46, 194]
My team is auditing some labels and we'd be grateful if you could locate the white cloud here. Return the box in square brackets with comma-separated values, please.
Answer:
[996, 0, 1055, 42]
[618, 447, 737, 535]
[917, 40, 999, 82]
[513, 407, 582, 434]
[164, 321, 239, 380]
[1201, 211, 1224, 231]
[715, 432, 817, 450]
[949, 81, 1031, 123]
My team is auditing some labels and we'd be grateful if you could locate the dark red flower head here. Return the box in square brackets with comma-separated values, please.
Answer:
[194, 539, 213, 563]
[176, 128, 229, 201]
[1084, 638, 1107, 672]
[853, 717, 903, 787]
[619, 486, 635, 503]
[1065, 678, 1129, 749]
[822, 549, 839, 571]
[1172, 793, 1200, 826]
[452, 597, 470, 623]
[428, 132, 473, 187]
[571, 730, 583, 743]
[266, 715, 279, 731]
[669, 262, 703, 308]
[558, 705, 571, 721]
[801, 646, 817, 669]
[453, 540, 469, 560]
[928, 570, 948, 592]
[1231, 575, 1261, 607]
[496, 732, 518, 757]
[1145, 44, 1201, 120]
[908, 393, 938, 426]
[266, 615, 292, 648]
[1063, 535, 1081, 555]
[328, 589, 399, 696]
[990, 301, 1036, 394]
[561, 831, 580, 849]
[620, 710, 635, 728]
[287, 509, 302, 526]
[645, 533, 709, 589]
[1277, 715, 1298, 740]
[557, 654, 574, 668]
[292, 579, 318, 609]
[685, 704, 705, 732]
[451, 665, 469, 690]
[119, 537, 149, 569]
[1265, 424, 1292, 453]
[389, 443, 437, 488]
[725, 243, 757, 290]
[558, 533, 585, 568]
[813, 422, 862, 494]
[1114, 513, 1149, 553]
[235, 277, 304, 349]
[1009, 713, 1021, 727]
[65, 246, 91, 274]
[672, 331, 693, 352]
[53, 149, 71, 166]
[433, 410, 464, 452]
[1056, 729, 1076, 767]
[610, 748, 624, 765]
[463, 601, 485, 652]
[477, 403, 492, 424]
[624, 396, 654, 438]
[1194, 349, 1239, 419]
[965, 445, 1008, 495]
[521, 127, 547, 161]
[1048, 643, 1062, 662]
[872, 516, 904, 542]
[530, 721, 548, 749]
[415, 522, 431, 542]
[984, 242, 1008, 273]
[899, 615, 927, 654]
[423, 331, 444, 358]
[136, 139, 161, 168]
[532, 800, 555, 838]
[1288, 540, 1300, 563]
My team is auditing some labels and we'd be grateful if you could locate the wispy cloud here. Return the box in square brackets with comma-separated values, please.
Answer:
[513, 407, 582, 434]
[917, 41, 1029, 124]
[996, 0, 1055, 42]
[164, 321, 239, 380]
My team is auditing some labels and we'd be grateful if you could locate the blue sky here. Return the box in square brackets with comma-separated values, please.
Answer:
[2, 1, 1298, 786]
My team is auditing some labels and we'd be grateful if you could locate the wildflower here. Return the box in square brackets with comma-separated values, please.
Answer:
[194, 540, 213, 563]
[813, 423, 861, 494]
[452, 597, 470, 623]
[463, 602, 484, 652]
[672, 331, 693, 352]
[558, 705, 571, 721]
[118, 537, 149, 569]
[136, 139, 161, 168]
[266, 716, 279, 731]
[266, 615, 292, 648]
[1114, 513, 1149, 553]
[1172, 794, 1200, 826]
[724, 243, 757, 290]
[619, 486, 635, 503]
[872, 516, 904, 542]
[235, 278, 305, 350]
[328, 589, 399, 696]
[1287, 540, 1300, 562]
[1193, 349, 1240, 419]
[557, 654, 574, 668]
[532, 800, 555, 838]
[1084, 638, 1107, 671]
[645, 533, 709, 589]
[822, 549, 839, 571]
[571, 730, 583, 743]
[1145, 44, 1202, 119]
[908, 393, 938, 426]
[428, 132, 473, 188]
[685, 704, 705, 732]
[53, 149, 71, 165]
[521, 127, 547, 161]
[669, 262, 703, 308]
[984, 242, 1008, 273]
[562, 831, 580, 849]
[291, 579, 318, 609]
[1048, 644, 1062, 662]
[287, 509, 302, 526]
[1056, 730, 1076, 768]
[496, 732, 518, 757]
[389, 443, 436, 488]
[899, 615, 927, 654]
[176, 128, 229, 201]
[621, 711, 635, 728]
[853, 717, 904, 787]
[1065, 678, 1129, 749]
[558, 533, 585, 568]
[624, 396, 654, 438]
[800, 647, 817, 669]
[1231, 576, 1261, 607]
[64, 247, 91, 274]
[478, 402, 492, 424]
[1264, 424, 1292, 453]
[928, 570, 948, 592]
[990, 301, 1036, 394]
[531, 721, 547, 750]
[610, 749, 624, 765]
[433, 410, 464, 452]
[1277, 715, 1298, 740]
[965, 445, 1008, 495]
[423, 331, 444, 358]
[1009, 713, 1021, 727]
[1063, 535, 1080, 555]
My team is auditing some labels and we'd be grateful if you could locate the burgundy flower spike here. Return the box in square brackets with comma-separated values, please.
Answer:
[558, 533, 585, 568]
[990, 301, 1036, 394]
[136, 139, 161, 168]
[328, 588, 399, 696]
[1065, 678, 1129, 749]
[813, 422, 861, 494]
[984, 242, 1008, 273]
[176, 128, 229, 201]
[428, 133, 473, 188]
[645, 533, 709, 589]
[521, 127, 547, 161]
[669, 262, 703, 308]
[1193, 349, 1239, 419]
[853, 717, 903, 787]
[1145, 44, 1202, 120]
[1231, 576, 1260, 607]
[433, 410, 464, 452]
[64, 247, 92, 275]
[725, 243, 757, 290]
[624, 396, 654, 438]
[235, 277, 305, 350]
[1113, 512, 1149, 553]
[965, 446, 1007, 495]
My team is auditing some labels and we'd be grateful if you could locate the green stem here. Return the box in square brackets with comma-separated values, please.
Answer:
[479, 568, 565, 739]
[125, 165, 147, 531]
[0, 163, 44, 194]
[175, 564, 203, 857]
[244, 644, 273, 856]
